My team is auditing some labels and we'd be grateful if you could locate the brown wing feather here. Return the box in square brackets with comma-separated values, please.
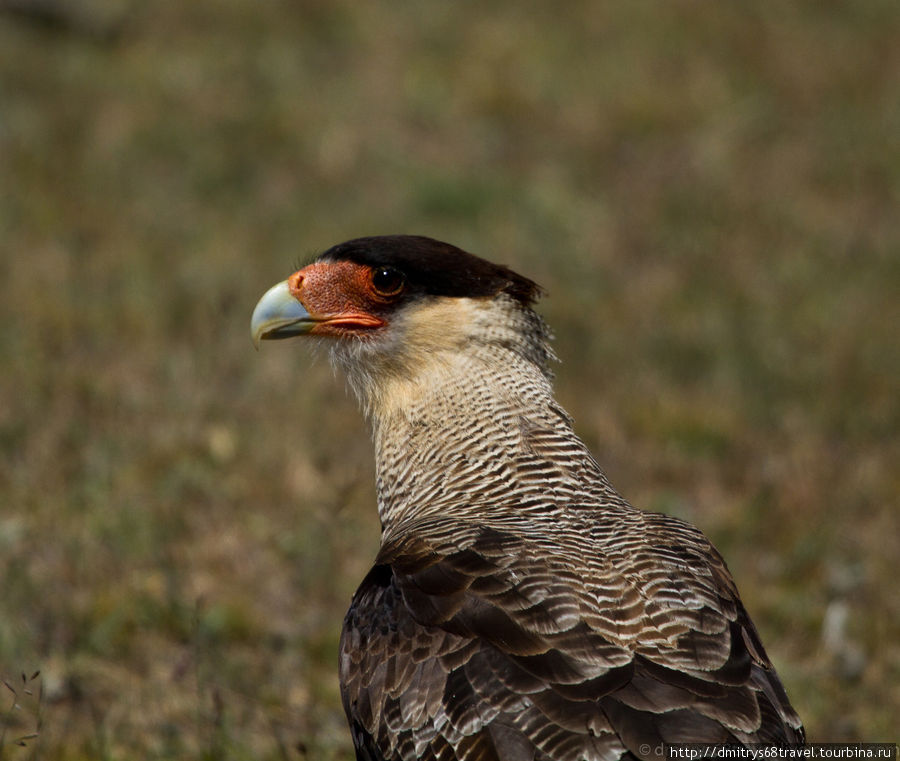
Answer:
[340, 518, 804, 761]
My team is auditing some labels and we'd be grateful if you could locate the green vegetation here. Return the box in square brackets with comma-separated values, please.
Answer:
[2, 1, 898, 757]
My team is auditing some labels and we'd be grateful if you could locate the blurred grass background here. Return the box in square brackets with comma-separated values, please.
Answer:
[1, 0, 898, 758]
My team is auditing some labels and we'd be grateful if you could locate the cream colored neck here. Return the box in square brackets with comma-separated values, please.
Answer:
[326, 293, 625, 537]
[368, 345, 619, 538]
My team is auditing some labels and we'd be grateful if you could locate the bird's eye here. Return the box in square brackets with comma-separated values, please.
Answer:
[371, 266, 405, 297]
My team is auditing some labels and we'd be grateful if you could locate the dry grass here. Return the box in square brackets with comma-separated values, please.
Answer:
[1, 1, 898, 757]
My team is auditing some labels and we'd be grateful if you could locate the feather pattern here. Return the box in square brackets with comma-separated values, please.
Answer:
[263, 237, 805, 759]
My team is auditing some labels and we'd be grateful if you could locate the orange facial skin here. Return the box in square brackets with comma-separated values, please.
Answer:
[288, 261, 397, 336]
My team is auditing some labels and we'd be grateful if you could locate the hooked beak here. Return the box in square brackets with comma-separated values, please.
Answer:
[250, 280, 314, 348]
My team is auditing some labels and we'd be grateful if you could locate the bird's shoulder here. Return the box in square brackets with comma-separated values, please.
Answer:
[339, 514, 803, 760]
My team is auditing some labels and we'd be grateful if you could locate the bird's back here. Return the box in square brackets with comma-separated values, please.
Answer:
[340, 508, 804, 761]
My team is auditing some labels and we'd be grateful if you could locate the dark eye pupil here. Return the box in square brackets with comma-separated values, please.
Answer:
[372, 267, 404, 295]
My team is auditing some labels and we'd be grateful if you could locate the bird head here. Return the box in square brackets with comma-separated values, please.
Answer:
[251, 235, 552, 413]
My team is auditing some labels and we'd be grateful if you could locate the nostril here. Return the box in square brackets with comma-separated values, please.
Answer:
[288, 271, 304, 293]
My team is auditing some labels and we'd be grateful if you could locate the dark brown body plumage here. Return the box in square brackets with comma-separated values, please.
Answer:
[340, 513, 802, 760]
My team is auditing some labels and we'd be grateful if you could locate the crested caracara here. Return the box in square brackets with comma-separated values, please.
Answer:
[251, 235, 804, 760]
